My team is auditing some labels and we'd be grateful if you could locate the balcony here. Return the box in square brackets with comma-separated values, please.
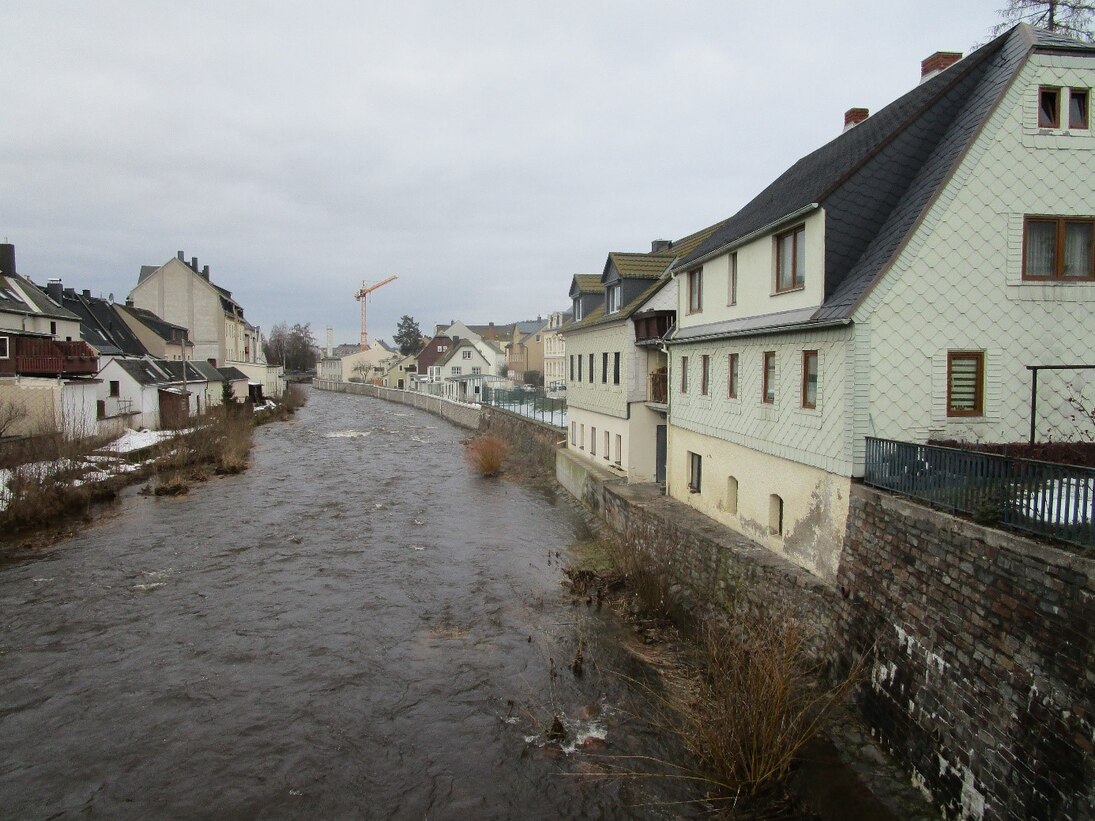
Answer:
[14, 339, 98, 376]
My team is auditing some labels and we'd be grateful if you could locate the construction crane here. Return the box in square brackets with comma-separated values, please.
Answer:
[354, 275, 398, 350]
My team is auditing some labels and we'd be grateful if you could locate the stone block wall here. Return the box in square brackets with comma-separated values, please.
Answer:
[839, 484, 1094, 821]
[312, 380, 481, 430]
[479, 406, 564, 475]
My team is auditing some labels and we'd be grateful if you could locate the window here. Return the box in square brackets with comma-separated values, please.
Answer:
[588, 353, 594, 383]
[590, 427, 597, 456]
[579, 424, 585, 449]
[570, 355, 575, 381]
[802, 350, 818, 409]
[109, 380, 120, 398]
[727, 353, 739, 399]
[573, 297, 583, 321]
[577, 355, 583, 382]
[613, 352, 620, 384]
[602, 352, 608, 384]
[462, 350, 472, 359]
[688, 451, 702, 493]
[769, 495, 784, 535]
[776, 226, 806, 291]
[614, 434, 622, 465]
[1070, 89, 1089, 129]
[1039, 86, 1060, 128]
[947, 351, 984, 417]
[0, 336, 7, 358]
[50, 321, 56, 335]
[700, 355, 710, 395]
[437, 345, 447, 353]
[728, 252, 737, 305]
[472, 367, 481, 375]
[1023, 217, 1094, 280]
[607, 283, 622, 314]
[571, 421, 577, 445]
[687, 269, 703, 313]
[603, 430, 610, 460]
[726, 477, 738, 515]
[762, 352, 776, 404]
[451, 367, 461, 376]
[680, 356, 689, 393]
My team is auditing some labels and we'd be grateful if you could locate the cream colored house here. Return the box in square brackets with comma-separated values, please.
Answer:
[664, 27, 1095, 581]
[341, 346, 399, 383]
[130, 252, 283, 398]
[564, 229, 716, 482]
[542, 310, 572, 392]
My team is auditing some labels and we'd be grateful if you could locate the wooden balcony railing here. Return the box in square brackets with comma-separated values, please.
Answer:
[649, 370, 668, 404]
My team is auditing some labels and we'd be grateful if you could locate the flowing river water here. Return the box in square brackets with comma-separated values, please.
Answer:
[0, 388, 709, 819]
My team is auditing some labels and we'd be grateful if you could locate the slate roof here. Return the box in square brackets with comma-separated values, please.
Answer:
[114, 359, 178, 386]
[672, 25, 1088, 332]
[59, 289, 147, 357]
[189, 360, 226, 382]
[217, 366, 249, 381]
[116, 304, 190, 345]
[162, 361, 209, 383]
[0, 274, 81, 320]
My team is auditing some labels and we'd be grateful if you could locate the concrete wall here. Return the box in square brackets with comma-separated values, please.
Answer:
[839, 484, 1094, 821]
[313, 379, 481, 430]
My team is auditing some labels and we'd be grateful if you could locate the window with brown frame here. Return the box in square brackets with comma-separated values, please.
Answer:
[687, 269, 703, 313]
[1023, 217, 1095, 280]
[700, 355, 710, 395]
[802, 350, 818, 409]
[680, 356, 689, 393]
[1039, 86, 1060, 128]
[0, 336, 8, 359]
[947, 351, 984, 417]
[762, 351, 776, 404]
[1070, 88, 1089, 129]
[728, 253, 737, 306]
[727, 352, 739, 399]
[775, 226, 806, 292]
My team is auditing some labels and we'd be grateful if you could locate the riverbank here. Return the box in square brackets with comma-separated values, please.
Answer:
[0, 387, 305, 549]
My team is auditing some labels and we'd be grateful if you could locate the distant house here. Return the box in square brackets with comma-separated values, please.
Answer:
[217, 366, 251, 402]
[562, 227, 716, 482]
[542, 310, 572, 393]
[434, 339, 496, 401]
[505, 318, 549, 384]
[115, 303, 194, 361]
[129, 251, 283, 397]
[97, 358, 202, 430]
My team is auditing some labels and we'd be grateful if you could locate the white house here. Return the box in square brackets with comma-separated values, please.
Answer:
[434, 339, 496, 402]
[663, 27, 1095, 580]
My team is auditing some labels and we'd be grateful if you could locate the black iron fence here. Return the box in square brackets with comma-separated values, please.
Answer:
[864, 437, 1093, 548]
[481, 386, 567, 428]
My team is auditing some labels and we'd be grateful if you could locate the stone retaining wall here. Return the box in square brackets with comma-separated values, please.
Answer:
[312, 379, 482, 430]
[839, 484, 1094, 821]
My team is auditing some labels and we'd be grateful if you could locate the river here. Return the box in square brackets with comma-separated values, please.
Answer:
[0, 388, 705, 819]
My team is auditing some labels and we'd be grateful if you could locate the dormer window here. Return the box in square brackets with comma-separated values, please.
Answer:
[607, 283, 622, 314]
[573, 297, 583, 321]
[776, 226, 806, 292]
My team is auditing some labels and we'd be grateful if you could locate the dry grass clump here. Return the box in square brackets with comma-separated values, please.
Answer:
[465, 434, 508, 477]
[603, 530, 676, 621]
[678, 607, 862, 799]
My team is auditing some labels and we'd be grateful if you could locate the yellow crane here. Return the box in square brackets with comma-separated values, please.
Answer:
[354, 275, 398, 350]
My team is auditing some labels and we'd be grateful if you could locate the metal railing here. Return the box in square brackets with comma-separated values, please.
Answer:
[864, 436, 1093, 548]
[481, 386, 567, 428]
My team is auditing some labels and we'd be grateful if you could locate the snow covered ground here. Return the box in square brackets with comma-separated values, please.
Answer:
[0, 428, 177, 512]
[1020, 476, 1094, 525]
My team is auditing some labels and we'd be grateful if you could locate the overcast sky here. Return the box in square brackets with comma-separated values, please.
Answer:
[2, 1, 1005, 348]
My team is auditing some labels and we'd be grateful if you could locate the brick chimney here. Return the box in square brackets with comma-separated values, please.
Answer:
[843, 107, 869, 132]
[921, 51, 962, 83]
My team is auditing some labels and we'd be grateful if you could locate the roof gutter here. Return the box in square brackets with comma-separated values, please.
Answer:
[668, 316, 851, 345]
[673, 203, 821, 272]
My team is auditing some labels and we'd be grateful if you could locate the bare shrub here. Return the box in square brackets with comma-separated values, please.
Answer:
[680, 606, 863, 798]
[602, 530, 676, 621]
[283, 383, 307, 411]
[0, 397, 28, 439]
[465, 434, 508, 477]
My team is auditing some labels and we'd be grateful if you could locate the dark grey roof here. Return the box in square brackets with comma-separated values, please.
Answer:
[0, 274, 81, 320]
[116, 304, 190, 345]
[58, 288, 147, 357]
[162, 361, 208, 383]
[217, 366, 249, 381]
[189, 360, 226, 382]
[114, 359, 177, 386]
[672, 25, 1081, 328]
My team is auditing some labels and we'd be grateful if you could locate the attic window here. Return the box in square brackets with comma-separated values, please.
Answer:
[1070, 89, 1089, 129]
[573, 297, 583, 321]
[607, 283, 622, 314]
[1038, 87, 1060, 128]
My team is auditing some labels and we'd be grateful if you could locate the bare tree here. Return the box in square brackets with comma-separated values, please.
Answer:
[993, 0, 1095, 40]
[0, 397, 28, 438]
